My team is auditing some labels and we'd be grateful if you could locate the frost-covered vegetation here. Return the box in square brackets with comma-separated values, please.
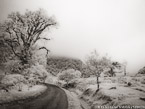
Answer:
[0, 9, 57, 103]
[77, 76, 145, 108]
[47, 56, 83, 75]
[45, 51, 145, 109]
[138, 66, 145, 75]
[0, 8, 145, 109]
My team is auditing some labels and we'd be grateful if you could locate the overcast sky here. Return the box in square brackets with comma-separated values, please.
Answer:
[0, 0, 145, 74]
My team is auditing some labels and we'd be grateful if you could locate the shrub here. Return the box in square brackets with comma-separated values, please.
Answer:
[117, 77, 127, 84]
[1, 74, 26, 85]
[85, 77, 97, 85]
[138, 67, 145, 74]
[1, 74, 27, 91]
[31, 48, 47, 68]
[56, 80, 67, 87]
[76, 82, 88, 92]
[127, 82, 132, 86]
[4, 59, 29, 74]
[45, 76, 59, 85]
[141, 77, 145, 84]
[23, 63, 48, 85]
[58, 69, 81, 84]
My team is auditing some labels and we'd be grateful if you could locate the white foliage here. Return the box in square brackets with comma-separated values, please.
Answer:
[31, 47, 47, 67]
[57, 69, 81, 83]
[4, 60, 22, 74]
[140, 76, 145, 84]
[23, 63, 48, 84]
[1, 74, 26, 86]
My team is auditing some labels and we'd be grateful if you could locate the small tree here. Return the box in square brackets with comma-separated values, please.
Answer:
[86, 50, 111, 91]
[0, 9, 57, 64]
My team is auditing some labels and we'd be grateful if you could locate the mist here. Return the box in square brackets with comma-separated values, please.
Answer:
[1, 0, 145, 74]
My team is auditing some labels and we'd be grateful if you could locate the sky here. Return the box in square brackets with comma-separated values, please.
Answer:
[0, 0, 145, 74]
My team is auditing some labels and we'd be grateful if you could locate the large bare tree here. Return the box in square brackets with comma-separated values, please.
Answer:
[0, 9, 57, 64]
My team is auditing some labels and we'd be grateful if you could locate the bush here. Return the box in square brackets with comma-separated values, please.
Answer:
[138, 67, 145, 74]
[1, 74, 26, 85]
[58, 69, 81, 84]
[1, 74, 27, 91]
[4, 59, 29, 74]
[127, 82, 132, 86]
[117, 77, 127, 84]
[85, 77, 97, 85]
[23, 63, 48, 85]
[141, 77, 145, 84]
[76, 82, 88, 92]
[31, 48, 47, 68]
[56, 80, 67, 87]
[45, 76, 59, 85]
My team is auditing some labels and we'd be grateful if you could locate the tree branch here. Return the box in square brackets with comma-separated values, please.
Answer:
[40, 37, 51, 40]
[4, 39, 20, 57]
[39, 46, 50, 55]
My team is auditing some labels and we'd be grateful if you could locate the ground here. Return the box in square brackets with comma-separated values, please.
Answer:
[0, 73, 145, 109]
[75, 76, 145, 109]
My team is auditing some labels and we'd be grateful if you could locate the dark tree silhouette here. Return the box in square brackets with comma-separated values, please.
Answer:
[0, 9, 57, 64]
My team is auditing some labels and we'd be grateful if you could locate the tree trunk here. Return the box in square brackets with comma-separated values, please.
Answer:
[96, 76, 99, 91]
[124, 66, 126, 76]
[20, 47, 31, 64]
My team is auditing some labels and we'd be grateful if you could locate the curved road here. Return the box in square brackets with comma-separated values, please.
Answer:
[0, 83, 68, 109]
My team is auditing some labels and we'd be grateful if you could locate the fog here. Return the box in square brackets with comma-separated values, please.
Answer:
[1, 0, 145, 74]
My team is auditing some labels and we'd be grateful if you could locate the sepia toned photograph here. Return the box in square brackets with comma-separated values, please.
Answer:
[0, 0, 145, 109]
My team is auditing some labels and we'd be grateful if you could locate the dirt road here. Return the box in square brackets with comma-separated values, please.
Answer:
[0, 83, 68, 109]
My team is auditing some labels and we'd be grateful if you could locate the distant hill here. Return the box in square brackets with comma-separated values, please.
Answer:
[46, 56, 83, 76]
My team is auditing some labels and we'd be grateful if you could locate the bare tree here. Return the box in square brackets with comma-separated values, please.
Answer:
[0, 9, 57, 64]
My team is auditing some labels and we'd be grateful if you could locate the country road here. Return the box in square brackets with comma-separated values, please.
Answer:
[0, 83, 68, 109]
